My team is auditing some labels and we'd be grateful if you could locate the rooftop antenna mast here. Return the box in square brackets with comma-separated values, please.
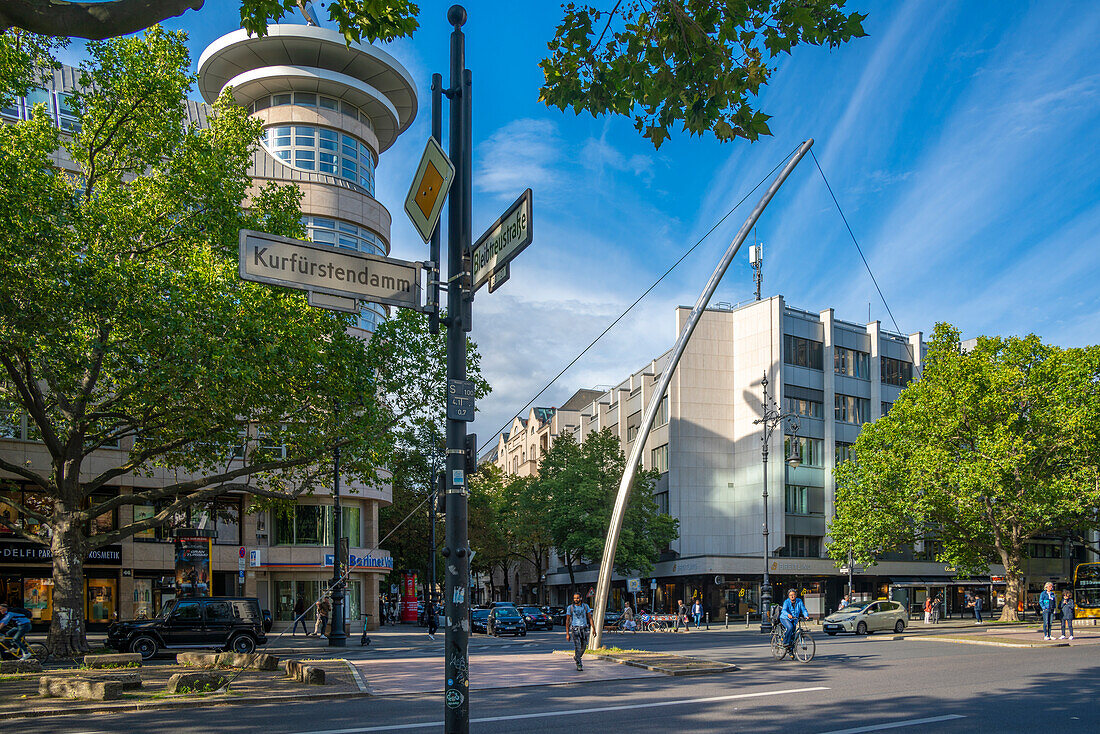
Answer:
[749, 230, 763, 301]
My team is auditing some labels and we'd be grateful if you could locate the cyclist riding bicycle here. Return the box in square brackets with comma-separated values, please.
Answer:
[779, 589, 808, 652]
[0, 602, 34, 660]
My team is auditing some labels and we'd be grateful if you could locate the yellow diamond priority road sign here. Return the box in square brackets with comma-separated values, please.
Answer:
[404, 136, 455, 243]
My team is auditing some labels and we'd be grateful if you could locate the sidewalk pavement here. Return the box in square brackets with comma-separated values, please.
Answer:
[909, 622, 1099, 648]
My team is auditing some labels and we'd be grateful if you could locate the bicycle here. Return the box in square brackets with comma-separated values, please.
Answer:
[770, 618, 815, 663]
[0, 629, 50, 662]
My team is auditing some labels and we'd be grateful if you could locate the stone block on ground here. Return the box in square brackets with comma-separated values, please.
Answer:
[283, 659, 303, 678]
[165, 671, 228, 694]
[176, 651, 223, 668]
[85, 670, 143, 690]
[83, 652, 142, 668]
[39, 677, 124, 700]
[301, 665, 325, 685]
[0, 659, 43, 673]
[217, 652, 279, 670]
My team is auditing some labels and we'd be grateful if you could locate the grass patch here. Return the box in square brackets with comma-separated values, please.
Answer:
[589, 647, 652, 655]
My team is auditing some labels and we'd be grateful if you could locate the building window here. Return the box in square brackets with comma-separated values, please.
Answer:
[785, 397, 822, 419]
[1027, 543, 1063, 559]
[261, 125, 376, 195]
[655, 491, 669, 515]
[881, 401, 893, 415]
[626, 411, 641, 442]
[272, 504, 360, 546]
[655, 394, 669, 427]
[778, 535, 820, 558]
[784, 436, 822, 467]
[835, 394, 870, 424]
[651, 444, 669, 474]
[783, 335, 823, 370]
[834, 347, 870, 379]
[301, 216, 388, 332]
[784, 485, 809, 515]
[881, 357, 913, 387]
[916, 539, 944, 561]
[835, 441, 855, 465]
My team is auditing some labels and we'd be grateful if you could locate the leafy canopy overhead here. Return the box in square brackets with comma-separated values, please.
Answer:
[539, 0, 868, 148]
[0, 1, 866, 149]
[830, 323, 1100, 584]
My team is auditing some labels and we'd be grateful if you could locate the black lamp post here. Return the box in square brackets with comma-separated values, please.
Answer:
[329, 441, 347, 647]
[753, 371, 800, 633]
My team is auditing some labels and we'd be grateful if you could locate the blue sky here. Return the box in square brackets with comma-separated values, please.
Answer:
[67, 1, 1100, 445]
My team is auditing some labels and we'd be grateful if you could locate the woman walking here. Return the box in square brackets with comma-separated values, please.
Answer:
[1059, 590, 1075, 641]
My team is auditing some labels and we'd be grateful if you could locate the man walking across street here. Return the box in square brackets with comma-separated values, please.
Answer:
[1039, 582, 1057, 641]
[565, 593, 593, 671]
[425, 596, 438, 641]
[313, 594, 331, 638]
[675, 599, 689, 632]
[691, 599, 703, 629]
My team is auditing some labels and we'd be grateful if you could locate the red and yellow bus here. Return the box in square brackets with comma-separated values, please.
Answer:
[1073, 562, 1100, 620]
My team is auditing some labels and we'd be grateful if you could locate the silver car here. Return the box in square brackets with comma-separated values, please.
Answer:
[822, 600, 907, 636]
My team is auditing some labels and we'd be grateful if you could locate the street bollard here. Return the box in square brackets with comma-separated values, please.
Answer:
[705, 612, 710, 630]
[724, 612, 729, 629]
[746, 612, 750, 628]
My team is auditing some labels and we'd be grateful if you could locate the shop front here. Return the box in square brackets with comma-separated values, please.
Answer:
[0, 539, 123, 630]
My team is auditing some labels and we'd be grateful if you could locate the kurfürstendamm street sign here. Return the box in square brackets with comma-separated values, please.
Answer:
[239, 229, 422, 311]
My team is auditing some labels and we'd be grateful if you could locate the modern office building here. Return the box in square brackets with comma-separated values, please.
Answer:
[0, 20, 416, 630]
[520, 296, 1056, 618]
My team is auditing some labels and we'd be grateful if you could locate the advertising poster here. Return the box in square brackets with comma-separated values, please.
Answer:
[174, 536, 212, 597]
[400, 570, 419, 622]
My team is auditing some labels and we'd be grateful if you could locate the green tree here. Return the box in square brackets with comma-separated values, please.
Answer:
[1, 1, 867, 149]
[540, 0, 867, 148]
[501, 473, 554, 604]
[536, 429, 678, 594]
[467, 463, 510, 601]
[830, 323, 1100, 620]
[0, 28, 429, 656]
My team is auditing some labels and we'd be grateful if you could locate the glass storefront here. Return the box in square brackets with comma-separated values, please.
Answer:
[86, 578, 117, 623]
[274, 577, 365, 622]
[2, 572, 118, 625]
[23, 577, 52, 621]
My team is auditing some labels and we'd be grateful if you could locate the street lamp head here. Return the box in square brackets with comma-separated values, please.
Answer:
[786, 438, 801, 468]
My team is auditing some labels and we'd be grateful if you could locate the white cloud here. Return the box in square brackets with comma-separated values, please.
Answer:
[475, 118, 562, 197]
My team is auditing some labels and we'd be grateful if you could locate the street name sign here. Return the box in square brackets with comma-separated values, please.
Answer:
[447, 378, 475, 421]
[404, 136, 455, 243]
[308, 290, 358, 313]
[470, 188, 532, 292]
[487, 263, 509, 293]
[239, 229, 421, 311]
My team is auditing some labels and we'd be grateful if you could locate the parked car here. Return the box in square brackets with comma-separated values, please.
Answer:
[822, 600, 907, 636]
[487, 607, 527, 637]
[543, 606, 567, 626]
[519, 606, 553, 631]
[488, 601, 519, 610]
[470, 608, 490, 634]
[106, 597, 269, 660]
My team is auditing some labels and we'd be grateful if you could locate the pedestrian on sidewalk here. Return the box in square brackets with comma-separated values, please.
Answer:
[425, 597, 438, 641]
[691, 599, 703, 629]
[1059, 591, 1075, 640]
[1039, 582, 1056, 640]
[675, 600, 689, 632]
[923, 596, 932, 625]
[313, 594, 332, 638]
[565, 592, 593, 671]
[931, 595, 942, 624]
[292, 595, 308, 636]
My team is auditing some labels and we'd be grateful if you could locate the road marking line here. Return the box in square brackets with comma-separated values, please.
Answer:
[817, 714, 966, 734]
[289, 686, 830, 733]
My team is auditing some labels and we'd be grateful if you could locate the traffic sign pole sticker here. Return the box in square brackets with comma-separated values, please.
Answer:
[404, 137, 455, 243]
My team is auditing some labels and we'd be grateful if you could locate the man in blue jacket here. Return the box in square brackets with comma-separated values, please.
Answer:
[780, 589, 809, 651]
[0, 602, 34, 660]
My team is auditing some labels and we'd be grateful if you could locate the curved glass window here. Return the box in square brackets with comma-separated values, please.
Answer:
[302, 216, 388, 332]
[248, 94, 374, 131]
[261, 125, 376, 195]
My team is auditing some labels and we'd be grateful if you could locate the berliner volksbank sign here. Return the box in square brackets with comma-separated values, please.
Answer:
[239, 229, 422, 311]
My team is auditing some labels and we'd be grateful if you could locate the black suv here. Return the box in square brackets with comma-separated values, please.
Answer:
[107, 597, 271, 660]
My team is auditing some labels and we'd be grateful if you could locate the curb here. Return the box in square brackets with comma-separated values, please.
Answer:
[575, 650, 736, 677]
[907, 636, 1071, 649]
[0, 689, 371, 721]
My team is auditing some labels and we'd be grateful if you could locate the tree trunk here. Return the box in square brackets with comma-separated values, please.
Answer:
[49, 518, 91, 657]
[995, 543, 1024, 622]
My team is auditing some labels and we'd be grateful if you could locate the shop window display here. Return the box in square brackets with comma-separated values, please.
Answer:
[23, 577, 53, 621]
[86, 578, 117, 623]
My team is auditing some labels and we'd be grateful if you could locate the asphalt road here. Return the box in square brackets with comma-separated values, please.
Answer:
[32, 628, 1100, 733]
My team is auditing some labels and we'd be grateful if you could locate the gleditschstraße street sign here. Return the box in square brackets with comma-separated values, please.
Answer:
[487, 263, 508, 293]
[239, 229, 421, 311]
[447, 378, 475, 421]
[404, 136, 455, 243]
[470, 188, 532, 292]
